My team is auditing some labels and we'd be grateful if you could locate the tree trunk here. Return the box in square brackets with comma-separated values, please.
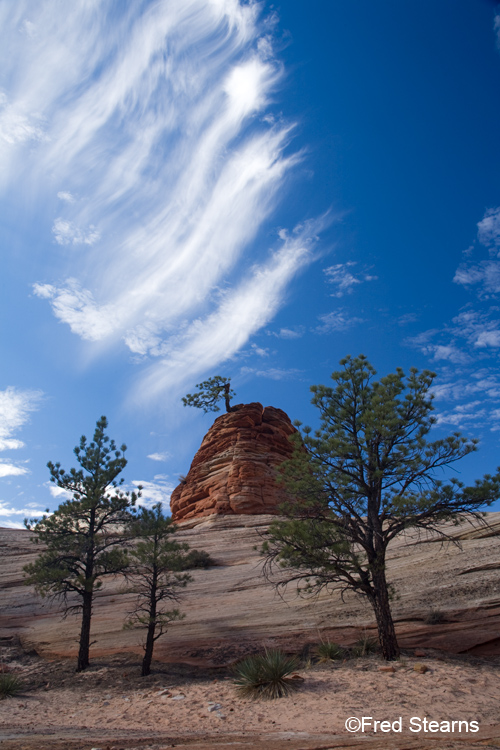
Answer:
[77, 589, 93, 671]
[142, 618, 156, 677]
[142, 575, 157, 677]
[224, 383, 231, 413]
[369, 567, 400, 661]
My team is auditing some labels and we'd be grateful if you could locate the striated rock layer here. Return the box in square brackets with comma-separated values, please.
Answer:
[2, 514, 500, 666]
[170, 402, 298, 521]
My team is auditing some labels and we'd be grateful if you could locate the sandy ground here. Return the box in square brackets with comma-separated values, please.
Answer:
[1, 641, 500, 750]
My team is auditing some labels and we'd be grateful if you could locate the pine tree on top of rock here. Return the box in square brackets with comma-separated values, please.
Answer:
[182, 376, 235, 413]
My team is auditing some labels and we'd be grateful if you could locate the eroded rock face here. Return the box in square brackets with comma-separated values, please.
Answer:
[170, 402, 298, 521]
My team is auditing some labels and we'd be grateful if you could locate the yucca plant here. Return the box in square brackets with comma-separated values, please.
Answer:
[0, 674, 22, 699]
[315, 640, 344, 663]
[233, 649, 301, 700]
[351, 635, 378, 657]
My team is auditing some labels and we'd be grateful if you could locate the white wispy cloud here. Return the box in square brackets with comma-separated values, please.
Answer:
[240, 366, 301, 380]
[452, 310, 500, 350]
[33, 279, 119, 341]
[45, 483, 72, 500]
[0, 91, 47, 146]
[397, 312, 419, 326]
[427, 364, 500, 432]
[134, 221, 322, 401]
[250, 343, 269, 357]
[0, 386, 43, 452]
[0, 461, 29, 478]
[426, 343, 470, 364]
[431, 371, 500, 403]
[269, 326, 305, 339]
[454, 207, 500, 299]
[412, 339, 462, 366]
[41, 475, 174, 512]
[21, 20, 37, 39]
[32, 283, 55, 299]
[147, 452, 171, 462]
[454, 261, 500, 297]
[435, 401, 486, 429]
[0, 500, 44, 517]
[316, 309, 363, 333]
[324, 261, 377, 298]
[133, 476, 175, 510]
[57, 191, 75, 203]
[408, 309, 500, 363]
[0, 519, 26, 529]
[407, 314, 500, 433]
[474, 330, 500, 347]
[0, 1, 323, 399]
[477, 206, 500, 253]
[410, 203, 500, 436]
[0, 500, 46, 529]
[52, 218, 99, 246]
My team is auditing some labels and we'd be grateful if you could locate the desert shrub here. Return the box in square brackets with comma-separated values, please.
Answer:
[424, 609, 445, 625]
[351, 635, 378, 657]
[315, 640, 344, 663]
[233, 649, 300, 700]
[181, 549, 216, 569]
[0, 673, 22, 699]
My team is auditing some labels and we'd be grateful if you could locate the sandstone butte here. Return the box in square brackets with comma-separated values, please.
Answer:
[170, 402, 298, 521]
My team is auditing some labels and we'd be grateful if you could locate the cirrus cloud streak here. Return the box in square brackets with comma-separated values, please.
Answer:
[0, 1, 321, 401]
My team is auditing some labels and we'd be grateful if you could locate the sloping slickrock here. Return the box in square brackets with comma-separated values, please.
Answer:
[1, 513, 500, 666]
[170, 403, 298, 521]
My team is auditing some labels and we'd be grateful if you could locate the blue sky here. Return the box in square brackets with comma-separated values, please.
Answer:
[2, 0, 500, 527]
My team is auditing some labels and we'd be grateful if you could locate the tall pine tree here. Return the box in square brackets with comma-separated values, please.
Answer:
[24, 416, 139, 671]
[262, 356, 500, 660]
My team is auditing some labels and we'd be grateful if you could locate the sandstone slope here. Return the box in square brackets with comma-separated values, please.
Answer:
[1, 513, 500, 666]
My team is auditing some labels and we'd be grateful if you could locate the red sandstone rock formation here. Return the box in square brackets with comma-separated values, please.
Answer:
[170, 402, 298, 521]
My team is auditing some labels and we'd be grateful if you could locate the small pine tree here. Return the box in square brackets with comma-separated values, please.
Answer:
[124, 503, 192, 676]
[24, 416, 139, 672]
[182, 376, 235, 413]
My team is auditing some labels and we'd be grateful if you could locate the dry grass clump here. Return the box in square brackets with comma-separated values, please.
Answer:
[315, 640, 344, 663]
[351, 634, 379, 657]
[179, 549, 216, 569]
[424, 608, 445, 625]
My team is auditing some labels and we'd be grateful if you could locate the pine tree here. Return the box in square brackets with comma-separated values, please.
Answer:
[182, 376, 235, 413]
[124, 503, 192, 676]
[24, 416, 139, 672]
[262, 355, 500, 660]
